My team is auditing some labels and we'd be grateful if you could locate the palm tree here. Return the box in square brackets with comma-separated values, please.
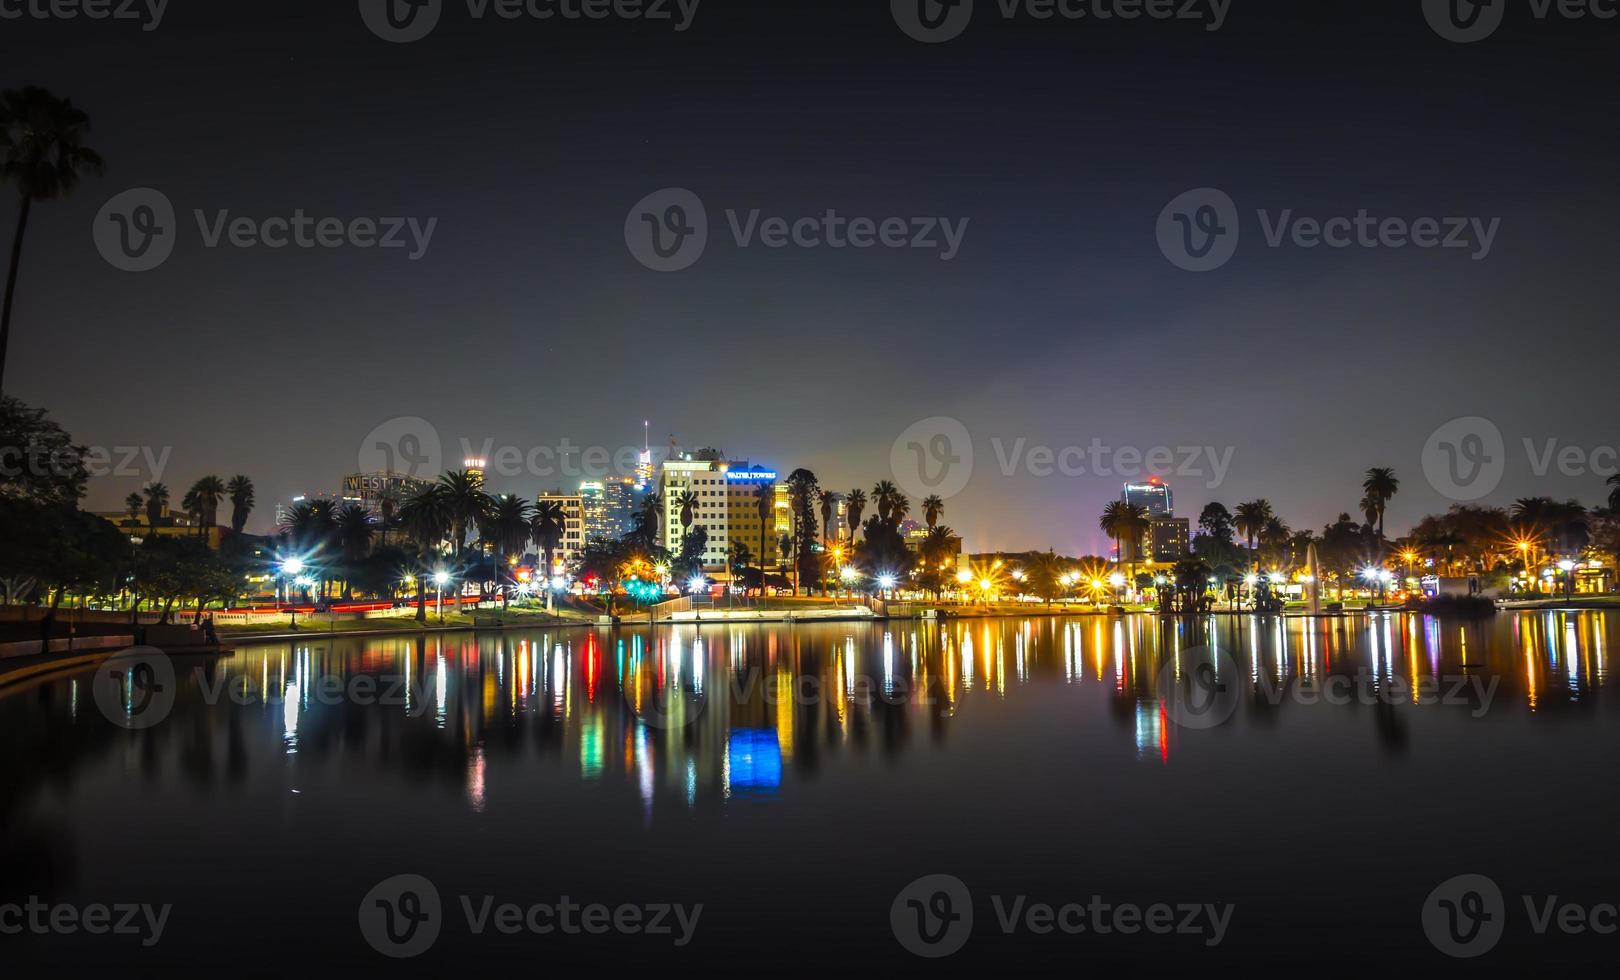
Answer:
[923, 494, 944, 529]
[871, 480, 900, 524]
[676, 490, 698, 545]
[1099, 501, 1149, 582]
[485, 494, 532, 607]
[123, 492, 142, 527]
[0, 87, 105, 393]
[530, 500, 567, 582]
[333, 503, 375, 601]
[437, 469, 489, 555]
[1361, 467, 1399, 544]
[755, 482, 774, 595]
[143, 482, 168, 533]
[186, 475, 226, 536]
[637, 491, 662, 549]
[845, 488, 866, 543]
[399, 486, 451, 622]
[1233, 499, 1274, 569]
[818, 489, 835, 548]
[226, 475, 254, 534]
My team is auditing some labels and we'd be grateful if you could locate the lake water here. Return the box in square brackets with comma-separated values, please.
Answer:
[2, 611, 1617, 971]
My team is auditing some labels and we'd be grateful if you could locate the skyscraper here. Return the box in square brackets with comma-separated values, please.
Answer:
[1122, 478, 1173, 517]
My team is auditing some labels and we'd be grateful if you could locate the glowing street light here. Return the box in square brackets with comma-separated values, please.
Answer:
[433, 570, 451, 622]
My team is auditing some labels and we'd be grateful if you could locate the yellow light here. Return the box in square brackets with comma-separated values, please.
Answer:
[956, 570, 972, 584]
[979, 579, 993, 592]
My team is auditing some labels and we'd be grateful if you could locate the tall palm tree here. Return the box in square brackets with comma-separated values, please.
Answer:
[891, 495, 912, 525]
[1361, 467, 1399, 544]
[0, 87, 105, 393]
[333, 503, 375, 601]
[676, 490, 697, 545]
[186, 475, 226, 536]
[818, 489, 835, 548]
[399, 485, 451, 622]
[143, 482, 168, 533]
[756, 481, 774, 594]
[226, 475, 254, 534]
[923, 494, 944, 529]
[871, 480, 900, 524]
[1099, 501, 1149, 581]
[437, 469, 489, 555]
[530, 500, 567, 581]
[123, 492, 142, 527]
[180, 485, 201, 533]
[845, 488, 866, 543]
[485, 494, 532, 607]
[1233, 499, 1274, 569]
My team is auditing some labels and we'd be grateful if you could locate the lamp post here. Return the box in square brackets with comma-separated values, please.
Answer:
[434, 570, 450, 623]
[1558, 559, 1576, 601]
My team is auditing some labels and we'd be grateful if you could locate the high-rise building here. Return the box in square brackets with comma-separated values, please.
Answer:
[1142, 516, 1191, 565]
[1122, 478, 1173, 517]
[464, 457, 487, 490]
[660, 456, 786, 576]
[577, 477, 640, 542]
[536, 490, 585, 574]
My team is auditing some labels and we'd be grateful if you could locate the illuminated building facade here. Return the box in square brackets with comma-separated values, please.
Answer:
[1122, 478, 1173, 517]
[1142, 516, 1190, 565]
[340, 471, 433, 516]
[660, 455, 787, 576]
[536, 490, 586, 573]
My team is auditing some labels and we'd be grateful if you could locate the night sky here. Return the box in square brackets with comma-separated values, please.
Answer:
[5, 0, 1618, 550]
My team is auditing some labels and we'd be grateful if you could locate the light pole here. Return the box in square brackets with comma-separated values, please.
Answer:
[1558, 559, 1576, 601]
[434, 570, 450, 623]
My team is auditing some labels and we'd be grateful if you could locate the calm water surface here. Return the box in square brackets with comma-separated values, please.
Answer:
[2, 611, 1617, 972]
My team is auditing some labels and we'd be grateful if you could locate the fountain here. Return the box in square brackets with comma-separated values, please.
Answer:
[1305, 542, 1323, 616]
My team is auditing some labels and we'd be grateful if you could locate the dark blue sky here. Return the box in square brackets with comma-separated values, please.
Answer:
[5, 0, 1618, 549]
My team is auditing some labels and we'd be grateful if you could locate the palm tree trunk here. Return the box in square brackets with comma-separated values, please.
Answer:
[0, 195, 33, 394]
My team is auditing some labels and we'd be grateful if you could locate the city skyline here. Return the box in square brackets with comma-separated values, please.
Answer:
[5, 2, 1617, 554]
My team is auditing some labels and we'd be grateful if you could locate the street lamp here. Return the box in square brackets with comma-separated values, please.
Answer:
[1558, 559, 1576, 601]
[433, 570, 451, 622]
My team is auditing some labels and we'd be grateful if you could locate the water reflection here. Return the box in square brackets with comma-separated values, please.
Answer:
[1, 611, 1614, 844]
